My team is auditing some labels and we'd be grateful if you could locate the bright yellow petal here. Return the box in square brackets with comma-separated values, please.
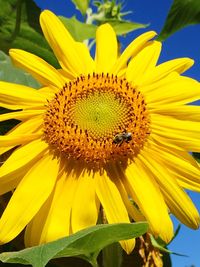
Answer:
[124, 159, 173, 243]
[143, 73, 200, 107]
[152, 105, 200, 121]
[126, 41, 161, 84]
[10, 49, 66, 89]
[0, 139, 48, 195]
[95, 23, 118, 73]
[8, 116, 43, 135]
[0, 152, 59, 244]
[95, 172, 135, 254]
[106, 163, 145, 222]
[115, 178, 145, 222]
[139, 57, 194, 86]
[25, 169, 80, 246]
[0, 81, 46, 102]
[111, 31, 157, 75]
[141, 153, 200, 229]
[139, 71, 177, 94]
[40, 171, 80, 244]
[0, 110, 44, 122]
[0, 116, 43, 156]
[0, 81, 46, 108]
[40, 10, 87, 76]
[25, 192, 53, 247]
[71, 171, 99, 233]
[151, 114, 200, 152]
[148, 142, 200, 192]
[0, 133, 42, 146]
[75, 42, 95, 73]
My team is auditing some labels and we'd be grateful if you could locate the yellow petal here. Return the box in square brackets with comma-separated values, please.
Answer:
[149, 142, 200, 192]
[152, 105, 200, 121]
[10, 49, 66, 89]
[139, 57, 194, 86]
[9, 116, 43, 135]
[0, 116, 43, 156]
[0, 174, 22, 197]
[125, 159, 173, 243]
[151, 114, 200, 152]
[71, 171, 99, 233]
[40, 171, 80, 244]
[0, 133, 42, 146]
[141, 153, 200, 229]
[75, 42, 95, 73]
[115, 178, 145, 222]
[143, 73, 200, 107]
[0, 81, 46, 103]
[95, 23, 118, 73]
[0, 110, 44, 122]
[95, 172, 135, 254]
[126, 41, 161, 84]
[106, 163, 145, 222]
[40, 10, 86, 76]
[0, 82, 46, 110]
[25, 169, 81, 246]
[112, 31, 157, 75]
[0, 102, 45, 111]
[0, 139, 48, 195]
[0, 152, 59, 244]
[25, 192, 53, 247]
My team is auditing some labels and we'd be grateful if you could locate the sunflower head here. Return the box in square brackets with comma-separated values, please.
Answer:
[0, 9, 199, 256]
[43, 72, 150, 169]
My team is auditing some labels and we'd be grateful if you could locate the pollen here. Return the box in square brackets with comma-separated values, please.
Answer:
[43, 73, 150, 168]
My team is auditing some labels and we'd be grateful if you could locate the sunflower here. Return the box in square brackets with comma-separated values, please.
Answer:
[0, 10, 200, 254]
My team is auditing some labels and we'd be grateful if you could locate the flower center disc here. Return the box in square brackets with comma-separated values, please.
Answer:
[44, 73, 150, 168]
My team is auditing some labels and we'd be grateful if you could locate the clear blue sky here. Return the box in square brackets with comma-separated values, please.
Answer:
[33, 1, 200, 266]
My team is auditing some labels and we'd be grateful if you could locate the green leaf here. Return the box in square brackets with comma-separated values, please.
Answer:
[1, 22, 59, 68]
[0, 0, 59, 68]
[0, 222, 148, 267]
[0, 50, 41, 88]
[108, 20, 149, 35]
[150, 234, 187, 257]
[71, 0, 89, 15]
[158, 0, 200, 41]
[59, 16, 97, 41]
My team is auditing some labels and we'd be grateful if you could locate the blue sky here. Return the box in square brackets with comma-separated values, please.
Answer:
[34, 1, 200, 266]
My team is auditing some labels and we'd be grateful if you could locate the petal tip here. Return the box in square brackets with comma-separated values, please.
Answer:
[120, 238, 136, 254]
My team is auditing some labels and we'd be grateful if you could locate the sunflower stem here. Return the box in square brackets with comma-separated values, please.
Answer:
[102, 243, 123, 267]
[10, 0, 23, 41]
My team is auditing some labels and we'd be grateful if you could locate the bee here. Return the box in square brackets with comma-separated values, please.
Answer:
[113, 131, 132, 146]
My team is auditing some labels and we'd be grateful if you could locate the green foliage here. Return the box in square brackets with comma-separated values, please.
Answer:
[0, 50, 40, 87]
[150, 230, 187, 257]
[0, 0, 59, 68]
[0, 222, 148, 267]
[71, 0, 90, 15]
[89, 0, 148, 36]
[102, 242, 123, 267]
[59, 16, 97, 41]
[108, 20, 149, 35]
[158, 0, 200, 41]
[93, 0, 131, 21]
[24, 0, 42, 33]
[60, 16, 148, 42]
